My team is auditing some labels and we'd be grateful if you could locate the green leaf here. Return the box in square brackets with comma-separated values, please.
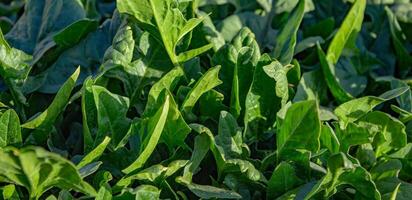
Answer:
[334, 87, 409, 128]
[0, 147, 97, 199]
[318, 0, 367, 103]
[81, 77, 97, 152]
[134, 185, 161, 200]
[273, 0, 305, 65]
[95, 186, 112, 200]
[117, 0, 208, 66]
[181, 65, 222, 118]
[77, 136, 111, 168]
[277, 100, 321, 161]
[53, 19, 99, 48]
[119, 160, 188, 186]
[0, 109, 21, 148]
[176, 181, 242, 199]
[38, 16, 120, 93]
[386, 7, 412, 77]
[293, 69, 328, 104]
[158, 91, 191, 150]
[0, 28, 32, 105]
[317, 44, 353, 103]
[212, 27, 260, 118]
[5, 0, 86, 55]
[320, 122, 340, 154]
[335, 122, 376, 153]
[91, 85, 131, 149]
[267, 162, 304, 198]
[262, 60, 291, 106]
[358, 111, 406, 157]
[144, 67, 184, 116]
[22, 67, 81, 129]
[326, 0, 366, 64]
[244, 54, 282, 137]
[122, 94, 170, 174]
[305, 153, 381, 200]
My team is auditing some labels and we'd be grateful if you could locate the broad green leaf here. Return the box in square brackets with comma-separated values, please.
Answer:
[101, 25, 135, 69]
[293, 70, 328, 104]
[158, 91, 191, 150]
[0, 147, 97, 199]
[95, 186, 112, 200]
[134, 185, 161, 200]
[22, 67, 81, 129]
[318, 0, 367, 103]
[244, 54, 282, 138]
[5, 0, 86, 55]
[305, 153, 381, 200]
[370, 159, 402, 181]
[118, 160, 188, 187]
[320, 123, 340, 154]
[358, 111, 407, 157]
[189, 123, 264, 182]
[277, 100, 321, 160]
[317, 45, 353, 103]
[0, 109, 21, 148]
[326, 0, 366, 64]
[391, 79, 412, 112]
[91, 85, 131, 149]
[215, 111, 244, 159]
[77, 136, 111, 168]
[117, 0, 210, 66]
[81, 77, 97, 152]
[335, 122, 376, 153]
[38, 15, 120, 93]
[180, 133, 211, 182]
[0, 28, 32, 105]
[53, 19, 99, 48]
[273, 0, 305, 65]
[176, 181, 242, 199]
[212, 27, 260, 118]
[177, 43, 214, 63]
[334, 87, 409, 128]
[181, 65, 222, 118]
[263, 60, 291, 106]
[176, 127, 242, 199]
[229, 28, 260, 118]
[267, 162, 304, 198]
[144, 67, 184, 116]
[122, 95, 170, 174]
[386, 7, 412, 77]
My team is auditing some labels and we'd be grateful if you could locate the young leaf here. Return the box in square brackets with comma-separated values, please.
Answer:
[244, 54, 281, 138]
[334, 87, 409, 128]
[305, 153, 381, 200]
[0, 147, 97, 199]
[0, 109, 22, 148]
[91, 85, 130, 149]
[77, 136, 111, 169]
[319, 0, 367, 103]
[122, 94, 170, 174]
[267, 162, 304, 198]
[144, 67, 184, 116]
[273, 0, 305, 65]
[22, 67, 81, 129]
[0, 29, 32, 105]
[117, 0, 211, 66]
[181, 65, 222, 119]
[277, 100, 321, 161]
